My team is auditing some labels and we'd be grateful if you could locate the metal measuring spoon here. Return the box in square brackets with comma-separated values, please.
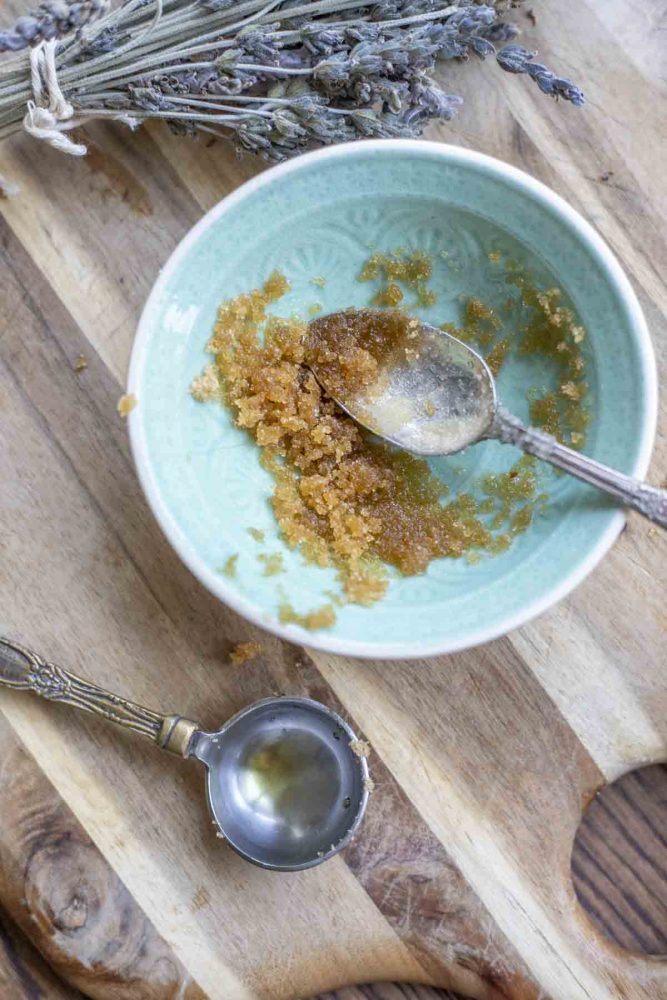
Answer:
[0, 637, 369, 871]
[308, 310, 667, 528]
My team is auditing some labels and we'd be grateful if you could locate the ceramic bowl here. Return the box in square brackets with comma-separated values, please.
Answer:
[128, 140, 656, 659]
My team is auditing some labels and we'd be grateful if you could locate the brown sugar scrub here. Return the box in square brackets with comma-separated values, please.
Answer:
[441, 277, 590, 449]
[191, 252, 590, 620]
[360, 249, 437, 308]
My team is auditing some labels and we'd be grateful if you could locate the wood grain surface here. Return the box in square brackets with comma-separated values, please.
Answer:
[572, 763, 667, 958]
[0, 1, 666, 998]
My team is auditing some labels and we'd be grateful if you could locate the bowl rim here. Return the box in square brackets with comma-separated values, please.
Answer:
[128, 139, 657, 660]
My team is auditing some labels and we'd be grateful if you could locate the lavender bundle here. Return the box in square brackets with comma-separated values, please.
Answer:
[0, 0, 583, 163]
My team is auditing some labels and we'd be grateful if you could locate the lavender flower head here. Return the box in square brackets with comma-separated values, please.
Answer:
[496, 44, 585, 105]
[0, 0, 108, 51]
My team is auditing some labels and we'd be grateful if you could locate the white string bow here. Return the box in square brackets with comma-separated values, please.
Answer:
[23, 38, 87, 156]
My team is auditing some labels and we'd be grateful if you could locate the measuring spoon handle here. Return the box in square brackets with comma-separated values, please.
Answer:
[0, 636, 200, 756]
[493, 406, 667, 529]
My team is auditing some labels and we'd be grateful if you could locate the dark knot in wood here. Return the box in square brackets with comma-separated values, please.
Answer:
[24, 836, 99, 939]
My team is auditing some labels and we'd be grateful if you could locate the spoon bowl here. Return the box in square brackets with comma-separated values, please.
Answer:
[308, 309, 667, 529]
[309, 311, 497, 456]
[194, 697, 368, 871]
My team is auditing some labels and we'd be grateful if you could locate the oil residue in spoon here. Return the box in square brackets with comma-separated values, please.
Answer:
[238, 731, 339, 828]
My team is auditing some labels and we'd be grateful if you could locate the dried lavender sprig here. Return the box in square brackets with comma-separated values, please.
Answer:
[63, 0, 390, 87]
[496, 43, 585, 106]
[0, 2, 503, 104]
[0, 0, 491, 88]
[0, 0, 109, 52]
[83, 6, 506, 96]
[0, 0, 584, 164]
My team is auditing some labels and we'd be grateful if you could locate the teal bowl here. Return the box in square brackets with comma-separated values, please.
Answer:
[128, 141, 656, 659]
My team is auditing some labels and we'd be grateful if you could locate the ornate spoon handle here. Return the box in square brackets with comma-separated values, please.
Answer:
[493, 406, 667, 528]
[0, 636, 200, 757]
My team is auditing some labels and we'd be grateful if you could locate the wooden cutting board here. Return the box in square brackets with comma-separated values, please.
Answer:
[0, 1, 666, 998]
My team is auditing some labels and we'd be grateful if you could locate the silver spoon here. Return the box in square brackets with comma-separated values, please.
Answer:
[0, 637, 369, 871]
[308, 311, 667, 528]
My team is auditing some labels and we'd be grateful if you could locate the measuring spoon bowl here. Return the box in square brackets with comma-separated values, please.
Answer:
[194, 697, 369, 871]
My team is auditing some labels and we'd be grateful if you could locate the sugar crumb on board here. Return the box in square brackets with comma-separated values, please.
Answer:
[363, 775, 375, 794]
[191, 886, 211, 912]
[74, 354, 88, 372]
[117, 393, 137, 417]
[230, 641, 262, 665]
[349, 738, 371, 759]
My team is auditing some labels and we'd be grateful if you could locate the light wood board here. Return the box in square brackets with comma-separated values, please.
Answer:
[0, 1, 666, 998]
